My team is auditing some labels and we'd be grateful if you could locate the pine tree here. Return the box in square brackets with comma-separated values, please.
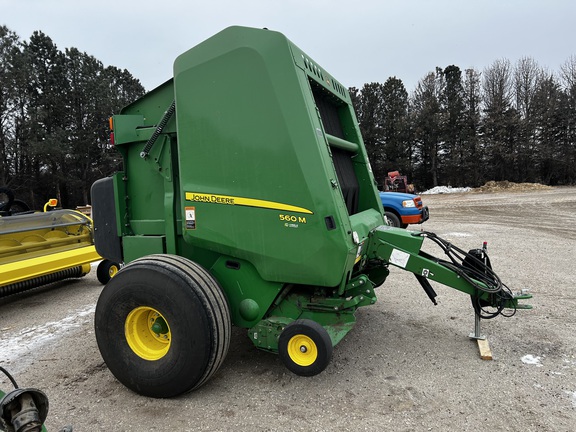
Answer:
[411, 69, 443, 188]
[381, 77, 412, 182]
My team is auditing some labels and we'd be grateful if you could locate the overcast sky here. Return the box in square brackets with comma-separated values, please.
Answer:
[2, 0, 575, 93]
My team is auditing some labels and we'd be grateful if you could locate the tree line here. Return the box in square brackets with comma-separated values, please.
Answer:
[0, 26, 145, 209]
[1, 26, 575, 209]
[350, 58, 576, 191]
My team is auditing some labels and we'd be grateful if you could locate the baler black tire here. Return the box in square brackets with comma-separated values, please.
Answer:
[0, 187, 14, 210]
[385, 212, 401, 228]
[96, 259, 120, 284]
[7, 199, 31, 214]
[278, 319, 333, 377]
[94, 254, 231, 398]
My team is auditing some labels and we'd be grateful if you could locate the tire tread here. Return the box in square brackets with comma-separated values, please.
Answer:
[127, 254, 231, 392]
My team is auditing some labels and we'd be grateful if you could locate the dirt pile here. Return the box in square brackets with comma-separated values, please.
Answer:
[473, 180, 553, 193]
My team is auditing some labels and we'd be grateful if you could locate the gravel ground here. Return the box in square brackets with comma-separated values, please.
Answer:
[1, 187, 575, 431]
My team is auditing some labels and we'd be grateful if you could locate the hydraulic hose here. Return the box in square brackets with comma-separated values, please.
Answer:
[414, 231, 516, 318]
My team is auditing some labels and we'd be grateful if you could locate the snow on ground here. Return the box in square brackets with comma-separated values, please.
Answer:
[421, 181, 552, 194]
[521, 354, 544, 367]
[421, 186, 472, 194]
[0, 304, 95, 372]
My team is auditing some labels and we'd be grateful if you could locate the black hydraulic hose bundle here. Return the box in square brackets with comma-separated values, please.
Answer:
[414, 231, 516, 319]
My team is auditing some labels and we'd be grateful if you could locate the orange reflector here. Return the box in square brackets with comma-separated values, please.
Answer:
[48, 199, 58, 206]
[108, 117, 114, 131]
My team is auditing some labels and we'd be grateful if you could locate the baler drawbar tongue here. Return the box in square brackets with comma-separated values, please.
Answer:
[366, 225, 533, 316]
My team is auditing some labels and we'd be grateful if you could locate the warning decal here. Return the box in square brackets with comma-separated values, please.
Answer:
[185, 206, 196, 230]
[389, 248, 410, 268]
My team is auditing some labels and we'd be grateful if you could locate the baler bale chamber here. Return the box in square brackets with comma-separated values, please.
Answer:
[91, 26, 531, 398]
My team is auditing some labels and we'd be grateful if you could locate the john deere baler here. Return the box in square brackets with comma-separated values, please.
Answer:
[92, 26, 531, 398]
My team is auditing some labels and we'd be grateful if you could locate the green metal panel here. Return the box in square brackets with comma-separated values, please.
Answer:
[120, 79, 176, 129]
[123, 236, 166, 262]
[209, 255, 283, 328]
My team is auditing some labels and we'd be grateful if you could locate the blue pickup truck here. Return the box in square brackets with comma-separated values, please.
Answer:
[379, 191, 429, 228]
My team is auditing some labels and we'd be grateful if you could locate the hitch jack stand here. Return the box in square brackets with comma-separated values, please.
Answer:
[469, 313, 492, 360]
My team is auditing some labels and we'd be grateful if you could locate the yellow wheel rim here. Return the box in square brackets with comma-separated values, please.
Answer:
[125, 306, 171, 361]
[108, 264, 119, 278]
[287, 334, 318, 366]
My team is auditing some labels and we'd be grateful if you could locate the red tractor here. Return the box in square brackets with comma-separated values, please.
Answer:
[383, 171, 414, 194]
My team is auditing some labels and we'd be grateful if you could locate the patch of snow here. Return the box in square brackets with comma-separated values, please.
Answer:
[0, 305, 95, 372]
[443, 232, 472, 238]
[564, 390, 576, 408]
[421, 186, 472, 195]
[521, 354, 543, 367]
